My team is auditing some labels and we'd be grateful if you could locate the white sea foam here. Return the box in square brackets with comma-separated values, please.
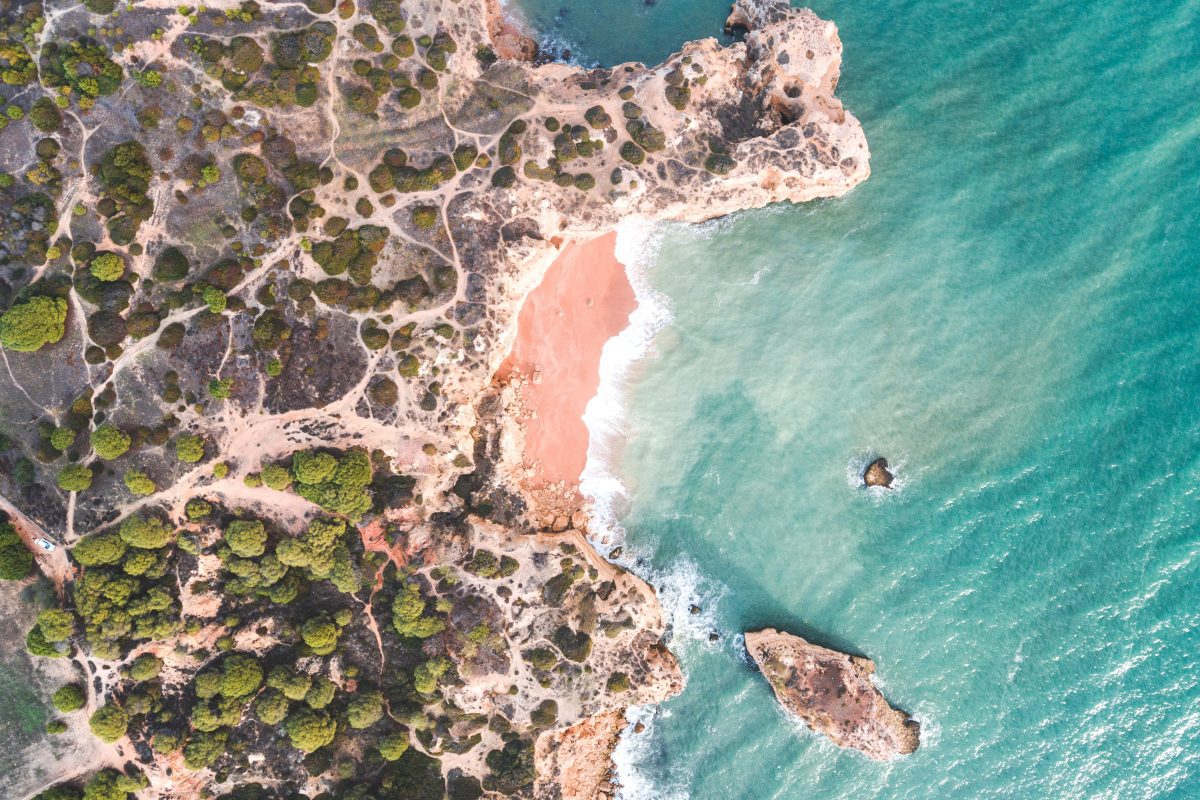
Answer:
[580, 217, 673, 550]
[612, 706, 689, 800]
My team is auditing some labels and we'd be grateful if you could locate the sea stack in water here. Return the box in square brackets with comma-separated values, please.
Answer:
[863, 457, 894, 488]
[744, 629, 920, 760]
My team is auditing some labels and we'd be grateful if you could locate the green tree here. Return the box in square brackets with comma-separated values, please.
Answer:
[217, 653, 263, 698]
[267, 665, 312, 700]
[89, 252, 125, 281]
[225, 519, 267, 557]
[378, 731, 409, 761]
[255, 688, 290, 724]
[57, 463, 93, 492]
[300, 617, 338, 655]
[82, 768, 146, 800]
[202, 286, 227, 313]
[185, 498, 212, 520]
[33, 785, 82, 800]
[275, 517, 345, 577]
[261, 463, 291, 490]
[50, 427, 76, 451]
[345, 691, 383, 728]
[0, 523, 32, 580]
[183, 729, 227, 769]
[123, 470, 156, 496]
[304, 675, 335, 709]
[174, 434, 205, 463]
[52, 683, 86, 712]
[37, 608, 75, 642]
[91, 424, 131, 460]
[88, 704, 129, 742]
[72, 531, 127, 565]
[27, 624, 69, 657]
[128, 652, 163, 681]
[292, 450, 337, 484]
[413, 656, 450, 695]
[283, 708, 336, 752]
[392, 583, 444, 638]
[118, 514, 172, 549]
[29, 97, 62, 132]
[483, 738, 536, 795]
[0, 296, 68, 352]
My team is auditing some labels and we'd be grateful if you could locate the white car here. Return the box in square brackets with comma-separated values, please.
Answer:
[33, 538, 56, 552]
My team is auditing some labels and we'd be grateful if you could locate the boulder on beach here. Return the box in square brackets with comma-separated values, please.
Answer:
[863, 457, 894, 488]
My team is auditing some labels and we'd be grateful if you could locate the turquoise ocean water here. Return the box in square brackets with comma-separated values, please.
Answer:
[512, 0, 1200, 797]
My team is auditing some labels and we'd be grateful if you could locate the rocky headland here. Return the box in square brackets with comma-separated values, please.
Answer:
[745, 628, 920, 760]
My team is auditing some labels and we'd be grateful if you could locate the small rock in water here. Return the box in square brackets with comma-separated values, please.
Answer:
[689, 604, 701, 615]
[863, 457, 894, 488]
[708, 632, 721, 642]
[633, 722, 646, 734]
[609, 546, 623, 559]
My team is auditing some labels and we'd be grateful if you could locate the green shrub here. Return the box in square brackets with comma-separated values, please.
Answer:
[225, 519, 267, 557]
[88, 704, 129, 742]
[300, 617, 338, 655]
[30, 98, 62, 132]
[185, 498, 212, 520]
[174, 434, 205, 463]
[90, 252, 125, 281]
[57, 464, 93, 492]
[284, 708, 336, 752]
[128, 652, 163, 681]
[118, 514, 172, 548]
[72, 531, 126, 565]
[345, 691, 383, 728]
[704, 153, 736, 175]
[52, 684, 86, 713]
[255, 688, 290, 724]
[261, 463, 291, 490]
[606, 672, 630, 692]
[50, 427, 76, 451]
[0, 523, 33, 580]
[378, 732, 409, 761]
[411, 206, 438, 228]
[0, 296, 68, 352]
[91, 424, 131, 460]
[619, 141, 645, 165]
[392, 583, 444, 638]
[123, 470, 156, 496]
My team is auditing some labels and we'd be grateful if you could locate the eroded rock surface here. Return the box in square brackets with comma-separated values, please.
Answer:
[863, 457, 894, 488]
[745, 628, 920, 760]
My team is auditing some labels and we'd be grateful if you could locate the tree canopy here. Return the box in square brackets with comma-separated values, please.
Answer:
[283, 708, 336, 752]
[0, 523, 32, 580]
[0, 295, 68, 352]
[88, 704, 129, 742]
[225, 519, 267, 557]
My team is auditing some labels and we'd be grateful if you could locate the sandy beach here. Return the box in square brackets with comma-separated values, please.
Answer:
[500, 233, 636, 510]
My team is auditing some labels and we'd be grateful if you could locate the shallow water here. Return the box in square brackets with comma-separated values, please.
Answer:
[512, 0, 1200, 797]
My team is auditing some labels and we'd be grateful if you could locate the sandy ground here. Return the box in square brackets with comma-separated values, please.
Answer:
[499, 234, 635, 504]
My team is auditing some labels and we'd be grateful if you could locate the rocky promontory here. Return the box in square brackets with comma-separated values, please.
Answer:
[745, 629, 920, 760]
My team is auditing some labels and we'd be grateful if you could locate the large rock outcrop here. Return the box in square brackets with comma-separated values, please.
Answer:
[745, 628, 920, 760]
